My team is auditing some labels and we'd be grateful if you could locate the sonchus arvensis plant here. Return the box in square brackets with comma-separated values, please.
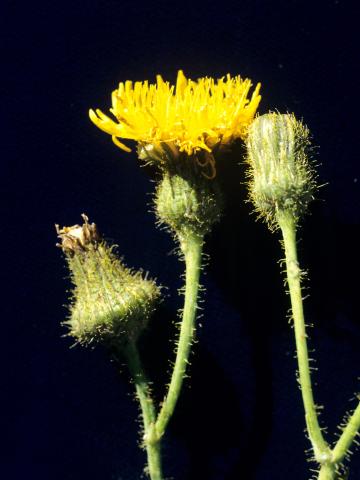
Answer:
[57, 70, 261, 480]
[56, 69, 360, 480]
[79, 71, 261, 479]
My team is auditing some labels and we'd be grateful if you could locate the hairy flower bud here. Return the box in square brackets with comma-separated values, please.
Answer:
[56, 214, 160, 347]
[246, 113, 316, 227]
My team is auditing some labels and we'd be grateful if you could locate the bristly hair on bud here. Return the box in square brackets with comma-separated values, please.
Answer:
[56, 214, 161, 348]
[245, 112, 317, 229]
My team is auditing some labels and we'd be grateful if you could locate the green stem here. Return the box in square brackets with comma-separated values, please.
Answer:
[317, 463, 336, 480]
[332, 401, 360, 464]
[124, 341, 163, 480]
[155, 233, 203, 439]
[277, 212, 330, 462]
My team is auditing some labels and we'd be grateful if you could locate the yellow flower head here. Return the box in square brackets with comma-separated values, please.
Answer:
[89, 70, 261, 177]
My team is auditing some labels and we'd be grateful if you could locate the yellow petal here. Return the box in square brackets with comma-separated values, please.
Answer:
[112, 135, 132, 152]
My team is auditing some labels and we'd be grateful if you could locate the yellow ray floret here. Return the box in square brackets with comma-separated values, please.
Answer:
[89, 70, 261, 157]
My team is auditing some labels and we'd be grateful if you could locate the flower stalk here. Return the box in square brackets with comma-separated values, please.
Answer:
[277, 211, 330, 461]
[279, 212, 360, 479]
[123, 231, 203, 479]
[332, 401, 360, 464]
[124, 230, 203, 479]
[155, 233, 203, 438]
[124, 341, 163, 480]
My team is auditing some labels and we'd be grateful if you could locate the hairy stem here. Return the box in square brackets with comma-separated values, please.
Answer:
[332, 401, 360, 464]
[317, 463, 336, 480]
[125, 341, 163, 480]
[278, 212, 330, 462]
[155, 233, 203, 438]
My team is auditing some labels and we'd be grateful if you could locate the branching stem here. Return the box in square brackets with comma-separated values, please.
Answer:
[278, 211, 360, 479]
[124, 233, 203, 479]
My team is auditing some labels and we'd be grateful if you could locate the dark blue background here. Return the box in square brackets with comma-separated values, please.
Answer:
[3, 0, 360, 479]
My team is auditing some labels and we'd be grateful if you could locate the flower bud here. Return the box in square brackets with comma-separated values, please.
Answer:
[56, 214, 160, 347]
[246, 113, 316, 227]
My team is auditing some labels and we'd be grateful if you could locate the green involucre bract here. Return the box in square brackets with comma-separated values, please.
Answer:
[246, 112, 317, 228]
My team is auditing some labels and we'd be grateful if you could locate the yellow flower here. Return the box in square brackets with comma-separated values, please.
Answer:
[89, 70, 261, 177]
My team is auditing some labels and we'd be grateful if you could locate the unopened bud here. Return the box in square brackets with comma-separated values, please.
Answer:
[246, 113, 316, 227]
[56, 215, 160, 347]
